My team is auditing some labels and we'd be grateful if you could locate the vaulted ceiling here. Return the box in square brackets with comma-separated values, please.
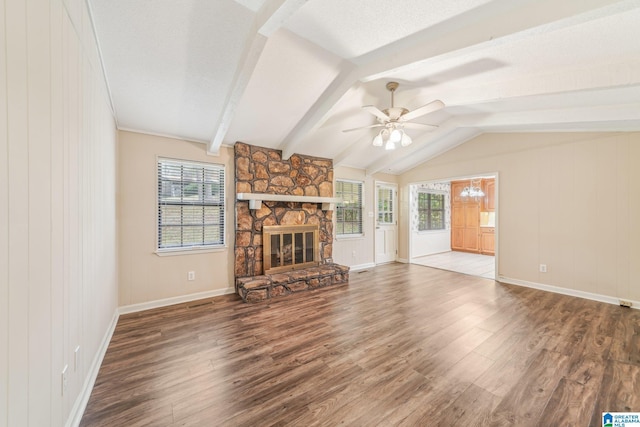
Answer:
[89, 0, 640, 175]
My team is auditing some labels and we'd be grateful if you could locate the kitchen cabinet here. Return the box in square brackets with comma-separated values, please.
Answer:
[480, 227, 495, 255]
[451, 181, 468, 204]
[451, 180, 480, 253]
[482, 179, 495, 212]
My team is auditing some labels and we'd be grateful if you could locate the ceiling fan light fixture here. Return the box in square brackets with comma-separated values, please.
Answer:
[390, 128, 403, 143]
[347, 81, 444, 150]
[401, 132, 412, 147]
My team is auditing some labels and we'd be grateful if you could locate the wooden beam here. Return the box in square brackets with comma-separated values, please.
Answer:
[207, 0, 308, 155]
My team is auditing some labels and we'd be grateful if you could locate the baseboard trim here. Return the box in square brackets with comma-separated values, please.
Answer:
[396, 258, 409, 264]
[66, 308, 119, 427]
[498, 275, 640, 310]
[66, 287, 236, 425]
[118, 287, 236, 315]
[349, 262, 376, 272]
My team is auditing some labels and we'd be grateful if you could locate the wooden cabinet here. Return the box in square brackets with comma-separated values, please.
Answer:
[451, 181, 467, 204]
[451, 204, 479, 251]
[482, 179, 495, 212]
[480, 228, 495, 255]
[452, 178, 496, 254]
[451, 180, 480, 253]
[463, 204, 480, 252]
[451, 227, 464, 251]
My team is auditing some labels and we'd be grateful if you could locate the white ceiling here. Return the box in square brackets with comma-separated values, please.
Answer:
[89, 0, 640, 175]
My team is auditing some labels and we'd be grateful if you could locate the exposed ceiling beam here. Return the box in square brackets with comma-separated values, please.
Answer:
[462, 103, 640, 130]
[207, 34, 266, 155]
[258, 0, 309, 36]
[207, 0, 308, 155]
[277, 0, 629, 163]
[279, 63, 358, 159]
[365, 95, 640, 175]
[357, 0, 629, 82]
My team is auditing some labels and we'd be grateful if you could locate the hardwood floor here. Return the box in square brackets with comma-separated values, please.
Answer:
[80, 263, 640, 426]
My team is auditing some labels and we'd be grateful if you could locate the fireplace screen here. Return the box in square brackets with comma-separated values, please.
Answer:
[263, 224, 319, 274]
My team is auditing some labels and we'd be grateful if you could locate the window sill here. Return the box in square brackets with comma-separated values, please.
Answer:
[155, 246, 227, 257]
[336, 234, 365, 240]
[416, 229, 448, 235]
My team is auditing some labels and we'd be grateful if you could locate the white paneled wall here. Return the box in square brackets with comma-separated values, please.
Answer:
[0, 0, 8, 424]
[1, 0, 118, 425]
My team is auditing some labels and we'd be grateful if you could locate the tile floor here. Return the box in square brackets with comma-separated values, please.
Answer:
[411, 250, 495, 279]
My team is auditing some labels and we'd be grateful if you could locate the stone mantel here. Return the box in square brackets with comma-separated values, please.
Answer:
[237, 192, 340, 210]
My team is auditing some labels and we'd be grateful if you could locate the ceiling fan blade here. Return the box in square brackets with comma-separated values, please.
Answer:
[342, 123, 384, 133]
[403, 122, 438, 130]
[400, 100, 445, 122]
[362, 105, 390, 121]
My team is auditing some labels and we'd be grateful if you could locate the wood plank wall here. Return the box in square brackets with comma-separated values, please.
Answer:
[0, 0, 118, 425]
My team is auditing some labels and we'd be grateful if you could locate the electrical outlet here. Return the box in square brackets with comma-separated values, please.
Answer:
[539, 264, 547, 273]
[61, 365, 68, 396]
[619, 300, 632, 308]
[74, 346, 80, 372]
[188, 271, 195, 281]
[352, 250, 356, 258]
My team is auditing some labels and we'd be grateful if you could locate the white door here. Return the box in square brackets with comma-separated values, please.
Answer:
[375, 183, 398, 264]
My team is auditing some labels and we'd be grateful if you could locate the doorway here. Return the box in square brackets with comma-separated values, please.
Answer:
[408, 175, 498, 279]
[375, 182, 397, 265]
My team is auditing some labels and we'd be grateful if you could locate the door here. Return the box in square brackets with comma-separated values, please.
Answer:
[375, 183, 397, 264]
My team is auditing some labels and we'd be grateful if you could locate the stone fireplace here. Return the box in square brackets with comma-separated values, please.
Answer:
[234, 142, 349, 302]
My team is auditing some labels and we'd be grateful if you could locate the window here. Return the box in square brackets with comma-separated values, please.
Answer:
[336, 180, 363, 236]
[418, 192, 445, 231]
[157, 158, 225, 250]
[377, 186, 395, 224]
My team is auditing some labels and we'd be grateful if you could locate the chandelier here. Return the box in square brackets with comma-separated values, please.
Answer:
[460, 180, 485, 199]
[372, 123, 412, 150]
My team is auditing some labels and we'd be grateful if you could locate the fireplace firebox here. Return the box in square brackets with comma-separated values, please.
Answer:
[263, 224, 319, 274]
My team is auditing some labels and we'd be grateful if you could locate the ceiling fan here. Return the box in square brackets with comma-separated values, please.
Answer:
[343, 82, 444, 150]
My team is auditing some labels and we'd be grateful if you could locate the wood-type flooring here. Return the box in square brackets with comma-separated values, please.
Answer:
[80, 263, 640, 426]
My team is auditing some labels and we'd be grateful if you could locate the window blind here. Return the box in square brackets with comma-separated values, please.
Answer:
[336, 180, 363, 235]
[157, 158, 225, 249]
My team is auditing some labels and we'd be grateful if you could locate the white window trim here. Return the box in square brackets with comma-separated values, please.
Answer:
[154, 246, 227, 256]
[417, 190, 446, 232]
[335, 178, 365, 237]
[156, 156, 226, 254]
[335, 234, 366, 240]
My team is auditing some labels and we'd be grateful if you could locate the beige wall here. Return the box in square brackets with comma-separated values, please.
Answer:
[118, 131, 236, 306]
[1, 0, 118, 425]
[333, 166, 398, 268]
[400, 132, 640, 301]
